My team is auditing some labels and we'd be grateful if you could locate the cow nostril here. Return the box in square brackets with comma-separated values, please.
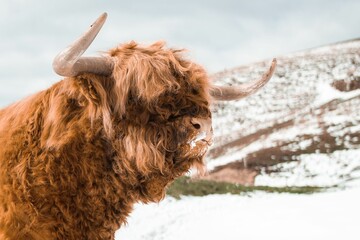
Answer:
[190, 118, 212, 138]
[191, 118, 202, 130]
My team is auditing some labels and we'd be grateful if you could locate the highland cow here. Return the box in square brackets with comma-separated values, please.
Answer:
[0, 13, 276, 239]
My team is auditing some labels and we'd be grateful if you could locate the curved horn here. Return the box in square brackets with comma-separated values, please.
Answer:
[52, 12, 113, 77]
[210, 58, 277, 101]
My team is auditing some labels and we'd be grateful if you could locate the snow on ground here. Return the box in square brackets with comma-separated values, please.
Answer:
[115, 187, 360, 240]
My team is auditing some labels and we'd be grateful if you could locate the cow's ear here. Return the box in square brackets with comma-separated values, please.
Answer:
[71, 74, 113, 136]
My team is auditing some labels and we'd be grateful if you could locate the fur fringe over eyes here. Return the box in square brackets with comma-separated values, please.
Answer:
[110, 41, 192, 115]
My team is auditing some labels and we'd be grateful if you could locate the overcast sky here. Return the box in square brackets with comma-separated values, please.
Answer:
[1, 0, 360, 106]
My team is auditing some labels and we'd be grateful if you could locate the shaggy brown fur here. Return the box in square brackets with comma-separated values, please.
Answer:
[0, 41, 212, 239]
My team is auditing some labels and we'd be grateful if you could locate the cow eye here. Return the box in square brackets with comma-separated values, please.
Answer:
[181, 105, 198, 116]
[191, 88, 199, 95]
[168, 114, 182, 122]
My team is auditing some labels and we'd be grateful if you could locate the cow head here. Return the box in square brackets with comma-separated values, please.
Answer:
[52, 13, 276, 201]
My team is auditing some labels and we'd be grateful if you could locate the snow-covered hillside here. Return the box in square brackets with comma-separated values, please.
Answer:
[206, 39, 360, 187]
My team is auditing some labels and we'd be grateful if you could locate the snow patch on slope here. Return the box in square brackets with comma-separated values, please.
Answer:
[255, 149, 360, 187]
[314, 81, 360, 106]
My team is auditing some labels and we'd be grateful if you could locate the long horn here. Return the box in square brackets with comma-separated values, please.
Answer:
[52, 12, 113, 77]
[210, 58, 277, 101]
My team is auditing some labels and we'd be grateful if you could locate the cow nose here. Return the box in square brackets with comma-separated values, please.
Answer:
[191, 117, 213, 136]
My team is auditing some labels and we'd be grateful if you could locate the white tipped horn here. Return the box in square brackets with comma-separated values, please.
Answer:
[52, 12, 113, 77]
[210, 58, 277, 101]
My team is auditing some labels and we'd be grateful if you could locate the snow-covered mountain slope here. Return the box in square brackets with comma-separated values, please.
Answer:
[205, 39, 360, 187]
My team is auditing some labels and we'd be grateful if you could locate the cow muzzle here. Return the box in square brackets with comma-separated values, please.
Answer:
[188, 117, 213, 149]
